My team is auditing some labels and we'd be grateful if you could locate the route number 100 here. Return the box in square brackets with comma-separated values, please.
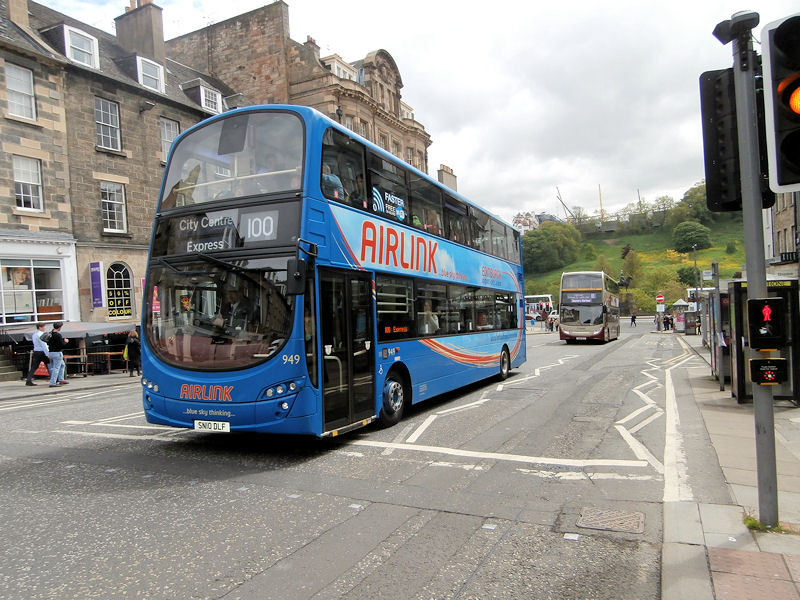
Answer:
[245, 215, 275, 240]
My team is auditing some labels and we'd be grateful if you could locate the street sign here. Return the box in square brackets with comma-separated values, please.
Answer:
[656, 293, 664, 303]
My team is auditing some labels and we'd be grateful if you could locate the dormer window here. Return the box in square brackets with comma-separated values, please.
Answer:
[64, 25, 99, 68]
[201, 86, 222, 113]
[137, 57, 164, 93]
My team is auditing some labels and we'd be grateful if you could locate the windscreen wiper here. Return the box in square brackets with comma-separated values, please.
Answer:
[152, 256, 207, 276]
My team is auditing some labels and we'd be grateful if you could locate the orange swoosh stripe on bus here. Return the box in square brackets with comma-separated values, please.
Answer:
[420, 339, 501, 366]
[331, 213, 364, 270]
[421, 328, 523, 365]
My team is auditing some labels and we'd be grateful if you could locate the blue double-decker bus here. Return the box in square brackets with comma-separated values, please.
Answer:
[141, 105, 525, 436]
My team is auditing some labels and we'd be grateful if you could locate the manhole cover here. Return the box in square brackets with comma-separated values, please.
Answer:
[576, 507, 645, 533]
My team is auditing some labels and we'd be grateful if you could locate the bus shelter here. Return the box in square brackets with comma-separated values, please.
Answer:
[705, 286, 732, 386]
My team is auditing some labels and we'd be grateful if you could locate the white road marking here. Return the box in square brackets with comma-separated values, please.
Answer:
[349, 439, 647, 468]
[516, 468, 655, 482]
[629, 411, 664, 434]
[406, 414, 438, 443]
[616, 403, 656, 426]
[53, 429, 183, 441]
[663, 353, 696, 502]
[614, 425, 664, 474]
[382, 423, 414, 456]
[436, 395, 492, 415]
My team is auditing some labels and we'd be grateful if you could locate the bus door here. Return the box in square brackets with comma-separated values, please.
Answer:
[319, 269, 375, 432]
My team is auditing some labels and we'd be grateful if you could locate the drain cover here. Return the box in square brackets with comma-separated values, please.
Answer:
[576, 507, 645, 533]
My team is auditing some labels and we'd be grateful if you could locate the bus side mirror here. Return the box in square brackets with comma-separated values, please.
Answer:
[286, 258, 306, 295]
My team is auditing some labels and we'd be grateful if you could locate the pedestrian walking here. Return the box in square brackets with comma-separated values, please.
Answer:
[630, 314, 637, 326]
[47, 322, 69, 388]
[125, 330, 141, 377]
[25, 322, 50, 386]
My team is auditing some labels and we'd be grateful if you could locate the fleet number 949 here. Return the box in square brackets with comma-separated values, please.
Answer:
[282, 354, 302, 365]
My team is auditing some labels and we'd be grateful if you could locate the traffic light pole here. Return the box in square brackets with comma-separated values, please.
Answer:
[727, 18, 779, 527]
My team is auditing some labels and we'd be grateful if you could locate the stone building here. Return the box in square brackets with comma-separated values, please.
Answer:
[165, 0, 431, 171]
[0, 0, 432, 339]
[767, 191, 799, 279]
[0, 0, 239, 333]
[0, 0, 74, 329]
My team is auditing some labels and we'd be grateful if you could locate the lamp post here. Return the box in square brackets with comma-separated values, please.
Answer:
[692, 243, 699, 298]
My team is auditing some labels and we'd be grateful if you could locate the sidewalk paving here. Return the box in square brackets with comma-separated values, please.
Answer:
[0, 369, 140, 402]
[2, 331, 800, 598]
[664, 329, 800, 600]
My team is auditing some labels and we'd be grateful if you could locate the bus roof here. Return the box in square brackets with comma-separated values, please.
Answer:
[173, 104, 519, 233]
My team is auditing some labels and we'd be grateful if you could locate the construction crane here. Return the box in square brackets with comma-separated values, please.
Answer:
[555, 187, 575, 222]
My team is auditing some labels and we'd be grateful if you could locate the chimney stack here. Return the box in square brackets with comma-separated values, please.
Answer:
[7, 0, 30, 29]
[114, 1, 165, 65]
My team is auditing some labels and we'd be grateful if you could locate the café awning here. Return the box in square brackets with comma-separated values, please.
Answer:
[0, 321, 138, 344]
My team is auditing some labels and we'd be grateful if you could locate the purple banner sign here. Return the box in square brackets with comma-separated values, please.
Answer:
[90, 261, 104, 308]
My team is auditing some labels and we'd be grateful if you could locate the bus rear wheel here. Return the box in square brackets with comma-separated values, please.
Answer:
[498, 348, 510, 381]
[379, 371, 407, 427]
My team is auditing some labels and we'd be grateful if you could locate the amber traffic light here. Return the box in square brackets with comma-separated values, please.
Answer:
[762, 15, 800, 192]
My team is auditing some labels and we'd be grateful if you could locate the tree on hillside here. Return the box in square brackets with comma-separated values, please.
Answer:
[521, 221, 582, 274]
[664, 202, 692, 230]
[622, 250, 642, 283]
[653, 195, 675, 213]
[680, 181, 713, 225]
[640, 266, 685, 299]
[571, 206, 590, 227]
[677, 265, 699, 287]
[651, 195, 675, 227]
[629, 288, 656, 314]
[672, 221, 711, 253]
[594, 254, 613, 275]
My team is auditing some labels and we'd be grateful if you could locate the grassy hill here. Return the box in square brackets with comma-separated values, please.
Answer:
[524, 217, 745, 305]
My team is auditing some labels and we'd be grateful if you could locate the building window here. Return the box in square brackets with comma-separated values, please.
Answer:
[159, 117, 179, 158]
[201, 86, 222, 113]
[378, 133, 388, 150]
[95, 97, 121, 151]
[392, 141, 400, 157]
[101, 181, 127, 233]
[64, 25, 99, 68]
[137, 56, 164, 93]
[13, 155, 42, 211]
[1, 259, 64, 323]
[344, 115, 353, 131]
[6, 63, 36, 120]
[406, 148, 414, 166]
[358, 120, 367, 139]
[106, 263, 133, 319]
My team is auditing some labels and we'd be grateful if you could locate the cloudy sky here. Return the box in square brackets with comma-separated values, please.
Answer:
[50, 0, 799, 223]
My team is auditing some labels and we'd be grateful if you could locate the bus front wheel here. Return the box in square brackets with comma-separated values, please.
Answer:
[498, 348, 511, 381]
[380, 371, 407, 427]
